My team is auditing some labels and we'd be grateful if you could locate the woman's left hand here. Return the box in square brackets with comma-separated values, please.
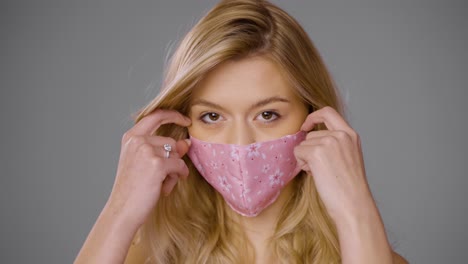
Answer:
[294, 106, 377, 227]
[294, 106, 399, 263]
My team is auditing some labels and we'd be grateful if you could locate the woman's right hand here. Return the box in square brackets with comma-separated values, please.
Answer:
[74, 109, 191, 264]
[106, 109, 192, 228]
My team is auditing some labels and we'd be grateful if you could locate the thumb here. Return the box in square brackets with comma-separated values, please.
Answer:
[176, 139, 191, 157]
[294, 145, 311, 174]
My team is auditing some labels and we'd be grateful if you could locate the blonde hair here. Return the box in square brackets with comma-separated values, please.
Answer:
[134, 0, 344, 263]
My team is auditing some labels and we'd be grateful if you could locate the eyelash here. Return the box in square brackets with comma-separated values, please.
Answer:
[257, 111, 281, 123]
[200, 112, 223, 124]
[199, 111, 281, 124]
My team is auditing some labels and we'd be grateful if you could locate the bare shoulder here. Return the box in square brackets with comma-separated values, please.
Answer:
[124, 231, 147, 264]
[392, 250, 409, 264]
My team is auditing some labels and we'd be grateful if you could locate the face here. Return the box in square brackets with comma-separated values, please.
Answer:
[188, 55, 309, 144]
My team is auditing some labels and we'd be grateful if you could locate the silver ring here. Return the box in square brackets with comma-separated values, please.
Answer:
[163, 144, 172, 158]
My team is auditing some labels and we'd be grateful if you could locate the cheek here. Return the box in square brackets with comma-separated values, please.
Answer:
[187, 120, 221, 141]
[266, 122, 301, 138]
[293, 104, 310, 126]
[187, 121, 204, 138]
[254, 115, 308, 141]
[278, 107, 308, 133]
[187, 112, 200, 137]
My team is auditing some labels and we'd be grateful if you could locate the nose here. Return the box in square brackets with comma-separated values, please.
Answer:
[225, 122, 256, 145]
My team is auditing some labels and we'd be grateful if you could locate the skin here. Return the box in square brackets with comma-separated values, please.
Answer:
[74, 109, 192, 263]
[188, 56, 310, 263]
[188, 56, 407, 264]
[74, 55, 408, 264]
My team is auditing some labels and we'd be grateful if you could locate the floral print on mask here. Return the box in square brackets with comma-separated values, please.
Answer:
[187, 130, 307, 217]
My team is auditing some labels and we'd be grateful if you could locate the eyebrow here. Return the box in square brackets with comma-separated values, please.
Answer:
[190, 96, 291, 111]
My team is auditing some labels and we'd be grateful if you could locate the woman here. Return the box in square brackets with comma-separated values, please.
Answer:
[75, 0, 408, 263]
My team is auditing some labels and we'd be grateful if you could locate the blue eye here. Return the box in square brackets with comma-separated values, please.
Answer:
[257, 111, 280, 122]
[200, 112, 221, 124]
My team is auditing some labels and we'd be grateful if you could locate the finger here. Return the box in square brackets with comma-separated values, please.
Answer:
[305, 130, 331, 140]
[144, 137, 191, 158]
[305, 130, 353, 143]
[135, 136, 180, 158]
[128, 109, 191, 136]
[299, 137, 325, 146]
[162, 158, 190, 180]
[301, 106, 353, 134]
[157, 139, 192, 159]
[161, 173, 179, 196]
[161, 158, 190, 195]
[176, 139, 191, 157]
[294, 144, 322, 172]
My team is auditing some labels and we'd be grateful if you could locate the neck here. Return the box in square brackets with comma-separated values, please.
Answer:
[237, 181, 295, 263]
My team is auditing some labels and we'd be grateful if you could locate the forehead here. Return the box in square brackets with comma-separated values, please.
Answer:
[191, 56, 296, 103]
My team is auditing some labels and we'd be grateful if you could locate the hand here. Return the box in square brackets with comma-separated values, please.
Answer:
[107, 109, 191, 228]
[294, 106, 375, 226]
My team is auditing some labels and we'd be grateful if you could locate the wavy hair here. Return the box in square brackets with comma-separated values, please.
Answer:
[133, 0, 344, 263]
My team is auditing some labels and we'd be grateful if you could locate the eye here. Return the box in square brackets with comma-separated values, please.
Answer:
[256, 111, 280, 122]
[200, 112, 222, 124]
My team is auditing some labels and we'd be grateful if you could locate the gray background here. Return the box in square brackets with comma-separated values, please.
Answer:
[1, 0, 466, 263]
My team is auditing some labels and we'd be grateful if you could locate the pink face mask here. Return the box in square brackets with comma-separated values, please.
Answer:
[187, 130, 307, 217]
